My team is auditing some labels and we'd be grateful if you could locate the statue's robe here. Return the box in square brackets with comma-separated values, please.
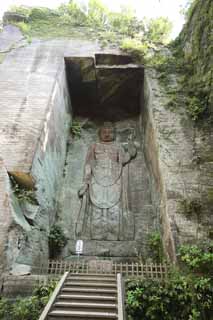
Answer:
[76, 142, 134, 240]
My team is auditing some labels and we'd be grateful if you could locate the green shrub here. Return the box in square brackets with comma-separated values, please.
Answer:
[126, 273, 213, 320]
[148, 231, 164, 263]
[120, 38, 149, 61]
[178, 243, 213, 274]
[109, 6, 144, 37]
[49, 224, 67, 258]
[87, 0, 109, 28]
[144, 17, 173, 45]
[0, 281, 57, 320]
[0, 298, 13, 320]
[58, 2, 87, 26]
[33, 280, 58, 306]
[9, 5, 32, 17]
[186, 96, 207, 121]
[14, 21, 30, 34]
[29, 7, 58, 21]
[11, 296, 41, 320]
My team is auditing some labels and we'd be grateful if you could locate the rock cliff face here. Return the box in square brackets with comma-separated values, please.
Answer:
[178, 0, 212, 115]
[143, 0, 213, 260]
[0, 27, 153, 272]
[0, 0, 212, 274]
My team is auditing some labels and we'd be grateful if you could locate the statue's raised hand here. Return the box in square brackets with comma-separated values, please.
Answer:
[78, 184, 88, 198]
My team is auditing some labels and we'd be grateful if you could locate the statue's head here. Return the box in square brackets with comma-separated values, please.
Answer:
[99, 122, 115, 142]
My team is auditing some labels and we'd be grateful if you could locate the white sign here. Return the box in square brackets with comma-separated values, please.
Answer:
[75, 240, 83, 255]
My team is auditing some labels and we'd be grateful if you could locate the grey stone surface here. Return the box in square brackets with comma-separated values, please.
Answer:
[58, 119, 156, 258]
[0, 159, 15, 274]
[10, 263, 31, 276]
[142, 68, 213, 261]
[0, 25, 24, 51]
[64, 240, 143, 258]
[2, 275, 49, 297]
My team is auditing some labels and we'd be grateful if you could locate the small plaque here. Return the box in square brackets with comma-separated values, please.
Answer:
[75, 240, 83, 254]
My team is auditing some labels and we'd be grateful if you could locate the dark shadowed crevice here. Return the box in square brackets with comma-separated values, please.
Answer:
[65, 54, 144, 121]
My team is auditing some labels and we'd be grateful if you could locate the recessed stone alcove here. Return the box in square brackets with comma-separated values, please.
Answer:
[56, 53, 159, 261]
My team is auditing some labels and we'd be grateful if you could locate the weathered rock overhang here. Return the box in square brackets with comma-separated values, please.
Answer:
[65, 54, 144, 120]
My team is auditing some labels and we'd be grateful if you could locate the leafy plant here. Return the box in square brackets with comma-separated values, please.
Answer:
[178, 243, 213, 274]
[33, 279, 58, 306]
[0, 298, 13, 320]
[148, 231, 164, 263]
[87, 0, 109, 28]
[126, 272, 213, 320]
[109, 6, 144, 37]
[9, 5, 32, 17]
[49, 224, 67, 258]
[11, 296, 41, 320]
[0, 281, 57, 320]
[120, 38, 149, 61]
[58, 2, 87, 26]
[29, 7, 59, 21]
[70, 120, 82, 138]
[14, 21, 30, 34]
[10, 176, 38, 205]
[144, 17, 173, 45]
[186, 96, 207, 121]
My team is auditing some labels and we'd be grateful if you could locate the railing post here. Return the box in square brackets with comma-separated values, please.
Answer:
[117, 273, 125, 320]
[38, 271, 69, 320]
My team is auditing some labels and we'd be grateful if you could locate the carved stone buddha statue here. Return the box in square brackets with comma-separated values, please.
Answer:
[75, 122, 137, 241]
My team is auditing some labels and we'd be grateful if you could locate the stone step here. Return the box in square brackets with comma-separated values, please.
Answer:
[54, 301, 117, 310]
[49, 317, 115, 320]
[64, 282, 117, 288]
[48, 310, 117, 319]
[62, 287, 117, 294]
[67, 276, 116, 282]
[58, 294, 117, 302]
[68, 273, 115, 277]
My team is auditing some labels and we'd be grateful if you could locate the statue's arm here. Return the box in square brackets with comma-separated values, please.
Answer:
[121, 141, 137, 166]
[78, 145, 94, 197]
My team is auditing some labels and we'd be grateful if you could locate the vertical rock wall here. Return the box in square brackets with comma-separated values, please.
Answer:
[143, 66, 213, 262]
[0, 31, 72, 274]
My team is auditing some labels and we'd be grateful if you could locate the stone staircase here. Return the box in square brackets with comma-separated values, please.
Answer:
[39, 272, 124, 320]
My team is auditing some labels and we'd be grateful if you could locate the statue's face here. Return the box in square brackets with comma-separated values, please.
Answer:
[99, 127, 114, 142]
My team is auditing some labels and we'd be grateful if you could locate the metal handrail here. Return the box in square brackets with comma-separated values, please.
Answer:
[38, 271, 69, 320]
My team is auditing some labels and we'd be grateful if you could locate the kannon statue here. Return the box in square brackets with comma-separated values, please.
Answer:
[75, 122, 137, 241]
